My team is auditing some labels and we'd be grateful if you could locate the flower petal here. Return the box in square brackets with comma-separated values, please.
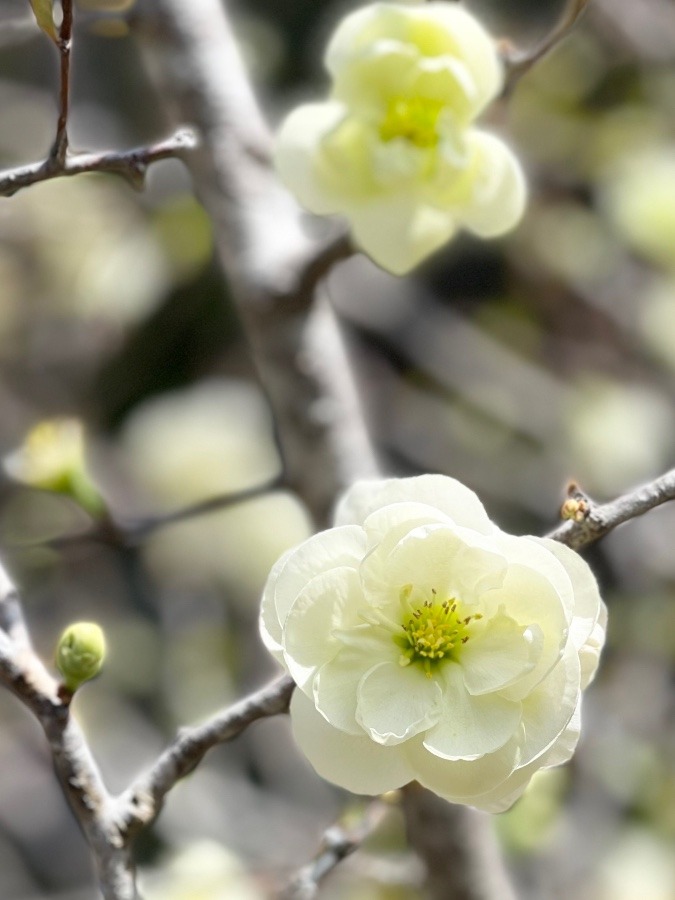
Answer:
[484, 562, 570, 701]
[406, 734, 520, 802]
[518, 643, 581, 766]
[579, 609, 607, 689]
[274, 101, 348, 214]
[533, 537, 606, 655]
[335, 474, 494, 533]
[348, 191, 457, 274]
[417, 3, 502, 113]
[356, 660, 443, 745]
[461, 612, 542, 695]
[457, 130, 526, 238]
[290, 689, 415, 794]
[360, 522, 507, 614]
[260, 546, 296, 662]
[283, 567, 364, 689]
[269, 525, 366, 631]
[423, 664, 521, 759]
[313, 644, 385, 734]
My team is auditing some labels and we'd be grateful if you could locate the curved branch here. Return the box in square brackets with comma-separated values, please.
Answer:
[120, 674, 295, 836]
[282, 799, 392, 900]
[502, 0, 590, 92]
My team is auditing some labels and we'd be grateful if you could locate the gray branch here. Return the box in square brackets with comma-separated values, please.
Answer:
[0, 128, 197, 198]
[119, 675, 295, 836]
[548, 468, 675, 549]
[282, 799, 392, 900]
[0, 559, 136, 900]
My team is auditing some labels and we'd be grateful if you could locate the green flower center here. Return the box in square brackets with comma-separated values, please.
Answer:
[379, 97, 444, 149]
[395, 586, 482, 677]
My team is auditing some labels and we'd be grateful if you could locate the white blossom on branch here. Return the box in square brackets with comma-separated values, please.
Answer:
[261, 474, 606, 812]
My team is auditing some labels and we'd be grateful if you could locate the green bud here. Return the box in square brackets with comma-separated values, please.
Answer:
[56, 622, 106, 692]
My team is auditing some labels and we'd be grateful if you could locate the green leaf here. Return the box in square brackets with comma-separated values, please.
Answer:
[29, 0, 57, 42]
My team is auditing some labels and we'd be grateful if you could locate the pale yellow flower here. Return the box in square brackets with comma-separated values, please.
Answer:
[275, 2, 526, 274]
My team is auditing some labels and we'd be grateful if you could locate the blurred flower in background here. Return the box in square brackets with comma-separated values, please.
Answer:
[140, 840, 265, 900]
[275, 1, 525, 274]
[119, 379, 311, 598]
[4, 417, 105, 517]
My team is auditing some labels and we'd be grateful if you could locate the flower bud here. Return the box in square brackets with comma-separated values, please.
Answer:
[56, 622, 106, 692]
[4, 418, 105, 517]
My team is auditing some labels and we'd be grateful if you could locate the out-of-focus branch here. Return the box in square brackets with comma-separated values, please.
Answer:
[502, 0, 590, 91]
[136, 0, 369, 527]
[401, 785, 518, 900]
[119, 675, 295, 836]
[282, 799, 392, 900]
[549, 468, 675, 550]
[0, 128, 197, 197]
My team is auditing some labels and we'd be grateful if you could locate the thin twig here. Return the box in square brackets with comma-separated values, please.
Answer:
[0, 128, 198, 198]
[548, 468, 675, 550]
[282, 799, 392, 900]
[119, 675, 295, 836]
[51, 0, 74, 164]
[502, 0, 591, 92]
[8, 475, 284, 551]
[126, 474, 286, 542]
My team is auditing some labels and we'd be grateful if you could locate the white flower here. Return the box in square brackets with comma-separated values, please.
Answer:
[261, 475, 606, 812]
[275, 2, 526, 275]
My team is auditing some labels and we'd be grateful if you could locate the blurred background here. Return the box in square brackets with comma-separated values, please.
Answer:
[0, 0, 674, 897]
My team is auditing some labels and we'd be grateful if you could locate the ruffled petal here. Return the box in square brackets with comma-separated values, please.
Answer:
[274, 101, 348, 213]
[457, 130, 526, 238]
[260, 546, 296, 663]
[283, 567, 364, 689]
[517, 643, 581, 766]
[533, 537, 606, 655]
[335, 474, 494, 533]
[461, 612, 543, 695]
[417, 3, 502, 113]
[406, 734, 520, 802]
[360, 522, 507, 613]
[290, 689, 415, 794]
[579, 607, 607, 689]
[484, 562, 570, 700]
[348, 190, 457, 274]
[423, 664, 521, 759]
[362, 500, 454, 551]
[269, 525, 366, 636]
[313, 644, 384, 734]
[356, 660, 443, 745]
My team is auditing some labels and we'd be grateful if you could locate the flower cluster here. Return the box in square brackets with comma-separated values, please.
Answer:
[261, 475, 605, 812]
[275, 1, 526, 274]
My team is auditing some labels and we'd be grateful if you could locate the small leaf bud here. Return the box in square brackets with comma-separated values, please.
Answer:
[56, 622, 106, 692]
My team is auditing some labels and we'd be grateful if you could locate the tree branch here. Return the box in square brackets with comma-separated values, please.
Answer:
[502, 0, 590, 92]
[548, 468, 675, 550]
[0, 128, 198, 198]
[282, 799, 392, 900]
[137, 0, 368, 527]
[0, 559, 136, 900]
[119, 675, 295, 836]
[51, 0, 74, 165]
[401, 785, 518, 900]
